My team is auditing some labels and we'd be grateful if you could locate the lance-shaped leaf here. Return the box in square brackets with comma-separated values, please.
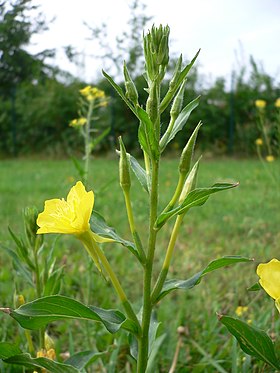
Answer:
[219, 315, 280, 370]
[128, 153, 150, 193]
[90, 211, 140, 260]
[156, 182, 238, 229]
[137, 106, 159, 160]
[65, 349, 111, 370]
[1, 245, 33, 286]
[7, 295, 138, 334]
[2, 353, 79, 373]
[161, 96, 200, 150]
[156, 256, 252, 302]
[160, 49, 201, 113]
[102, 70, 137, 116]
[0, 342, 22, 359]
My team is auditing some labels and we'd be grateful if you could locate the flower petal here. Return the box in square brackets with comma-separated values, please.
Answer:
[257, 259, 280, 300]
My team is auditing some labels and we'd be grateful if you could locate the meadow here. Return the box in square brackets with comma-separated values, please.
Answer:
[0, 156, 279, 372]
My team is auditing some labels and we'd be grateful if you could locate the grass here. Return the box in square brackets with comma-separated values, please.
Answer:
[0, 156, 279, 372]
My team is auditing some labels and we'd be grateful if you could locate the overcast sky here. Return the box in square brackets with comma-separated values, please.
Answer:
[29, 0, 280, 85]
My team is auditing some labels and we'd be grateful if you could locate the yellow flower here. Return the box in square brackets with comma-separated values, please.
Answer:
[255, 138, 263, 146]
[79, 85, 92, 97]
[69, 117, 87, 127]
[266, 155, 275, 162]
[37, 181, 94, 235]
[79, 85, 106, 102]
[235, 306, 248, 317]
[275, 98, 280, 108]
[257, 259, 280, 312]
[255, 99, 266, 109]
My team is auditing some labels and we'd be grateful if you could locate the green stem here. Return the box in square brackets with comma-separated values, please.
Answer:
[79, 231, 140, 330]
[84, 100, 94, 186]
[123, 190, 146, 264]
[33, 239, 45, 350]
[162, 173, 185, 215]
[151, 214, 184, 303]
[137, 159, 159, 372]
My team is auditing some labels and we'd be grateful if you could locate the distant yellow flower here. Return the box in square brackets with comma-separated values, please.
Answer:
[255, 99, 266, 109]
[37, 181, 94, 235]
[69, 117, 87, 127]
[275, 98, 280, 108]
[255, 138, 263, 146]
[235, 306, 248, 317]
[266, 155, 275, 162]
[257, 259, 280, 311]
[80, 85, 106, 102]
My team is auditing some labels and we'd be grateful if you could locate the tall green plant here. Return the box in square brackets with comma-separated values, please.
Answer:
[0, 25, 252, 372]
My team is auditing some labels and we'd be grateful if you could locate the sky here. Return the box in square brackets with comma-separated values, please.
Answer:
[29, 0, 280, 86]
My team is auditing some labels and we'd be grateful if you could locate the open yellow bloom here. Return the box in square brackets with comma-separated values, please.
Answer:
[37, 181, 93, 235]
[266, 155, 275, 162]
[257, 259, 280, 312]
[255, 99, 266, 109]
[275, 98, 280, 108]
[255, 138, 263, 146]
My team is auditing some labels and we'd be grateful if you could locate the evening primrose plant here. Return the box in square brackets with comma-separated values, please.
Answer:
[69, 86, 109, 186]
[1, 25, 252, 372]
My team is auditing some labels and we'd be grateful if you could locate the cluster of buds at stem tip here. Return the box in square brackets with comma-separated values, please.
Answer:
[144, 25, 170, 81]
[123, 62, 139, 106]
[119, 137, 131, 193]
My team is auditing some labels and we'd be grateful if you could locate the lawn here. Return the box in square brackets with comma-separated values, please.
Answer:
[0, 157, 279, 372]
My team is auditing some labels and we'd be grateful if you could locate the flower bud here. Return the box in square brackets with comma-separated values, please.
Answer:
[119, 137, 131, 192]
[170, 80, 186, 120]
[255, 99, 266, 109]
[169, 55, 182, 90]
[179, 158, 200, 204]
[123, 62, 138, 105]
[179, 122, 202, 176]
[23, 206, 40, 246]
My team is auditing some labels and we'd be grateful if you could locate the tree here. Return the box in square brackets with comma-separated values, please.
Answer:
[0, 0, 54, 97]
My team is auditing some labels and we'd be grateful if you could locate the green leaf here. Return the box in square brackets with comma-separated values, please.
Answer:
[90, 211, 140, 260]
[8, 227, 35, 270]
[146, 334, 166, 373]
[65, 349, 110, 370]
[1, 246, 33, 286]
[137, 106, 159, 160]
[156, 182, 238, 228]
[3, 353, 79, 373]
[71, 156, 85, 180]
[162, 96, 200, 149]
[177, 49, 201, 88]
[160, 49, 200, 113]
[0, 342, 22, 359]
[90, 127, 111, 150]
[128, 153, 150, 193]
[248, 282, 261, 291]
[102, 70, 137, 116]
[43, 266, 64, 296]
[156, 256, 253, 302]
[9, 295, 137, 334]
[219, 315, 280, 370]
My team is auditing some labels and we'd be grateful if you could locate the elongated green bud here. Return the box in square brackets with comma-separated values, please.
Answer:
[123, 62, 138, 105]
[169, 55, 182, 89]
[119, 137, 131, 192]
[170, 80, 186, 120]
[179, 121, 202, 176]
[23, 206, 42, 247]
[179, 158, 200, 204]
